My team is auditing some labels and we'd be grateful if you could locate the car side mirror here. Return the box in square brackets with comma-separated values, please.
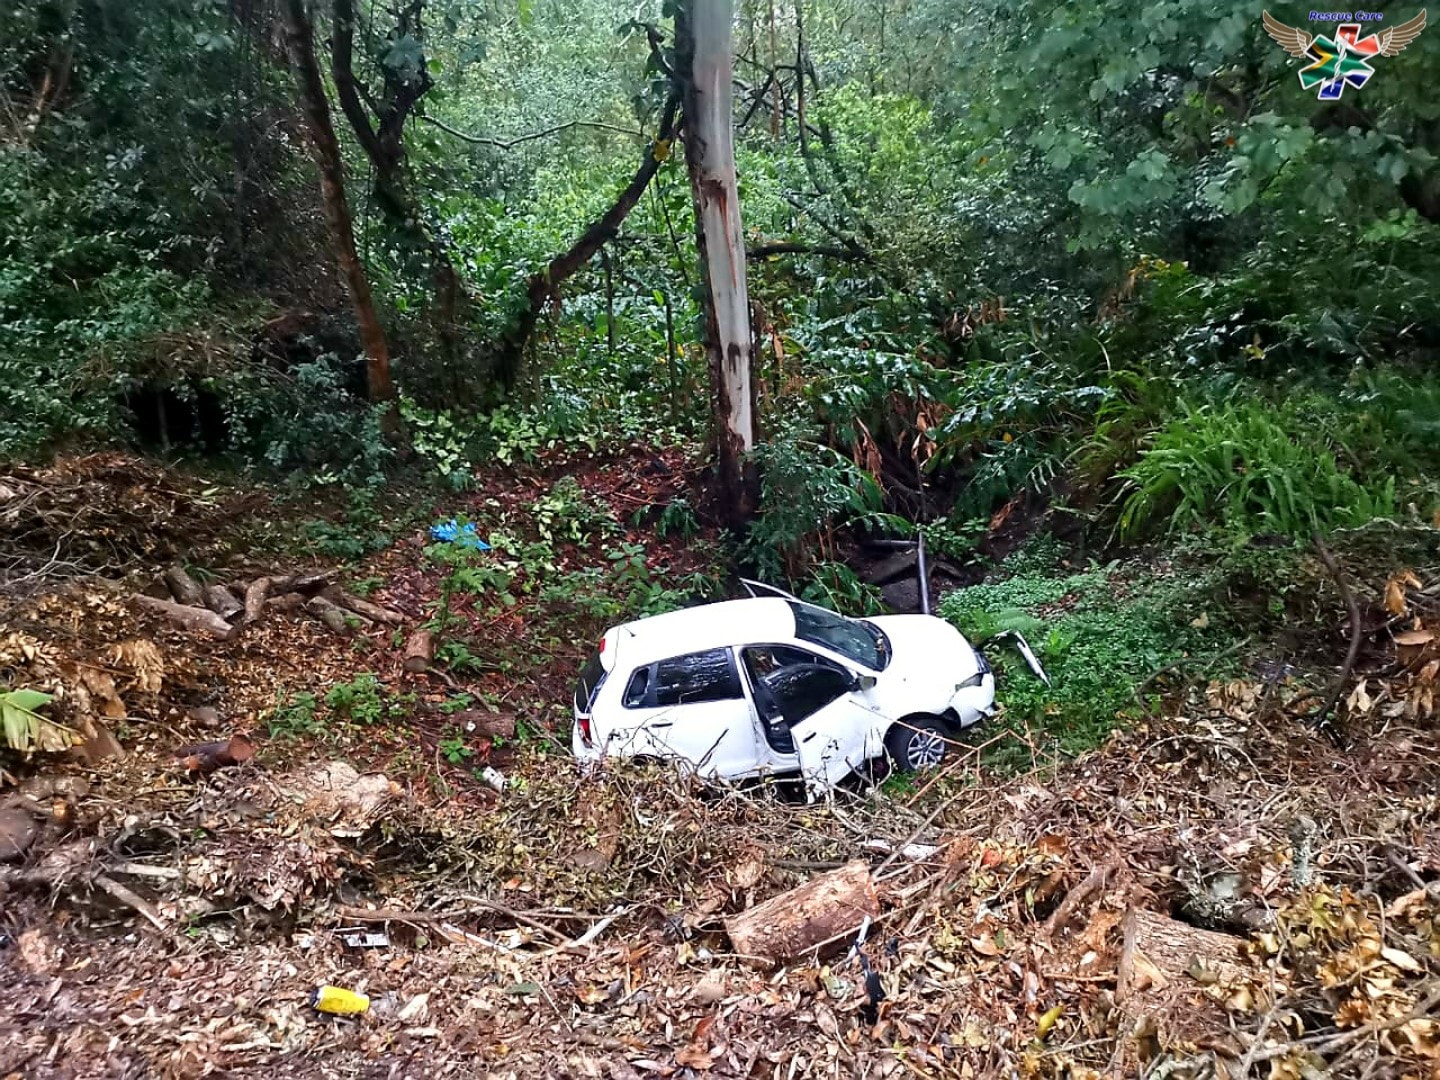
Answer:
[851, 673, 877, 692]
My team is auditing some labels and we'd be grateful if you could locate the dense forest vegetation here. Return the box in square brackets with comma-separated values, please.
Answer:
[4, 0, 1440, 722]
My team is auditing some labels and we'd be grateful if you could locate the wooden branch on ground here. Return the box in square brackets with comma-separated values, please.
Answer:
[325, 587, 404, 625]
[1043, 859, 1118, 938]
[305, 594, 360, 636]
[201, 584, 243, 621]
[92, 873, 167, 933]
[1312, 532, 1362, 732]
[133, 595, 235, 641]
[163, 566, 204, 606]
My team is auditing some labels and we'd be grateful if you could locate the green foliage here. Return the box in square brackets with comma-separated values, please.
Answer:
[324, 673, 388, 726]
[266, 691, 322, 741]
[0, 686, 77, 754]
[532, 476, 616, 546]
[301, 490, 393, 561]
[1117, 401, 1397, 541]
[798, 563, 885, 616]
[747, 419, 903, 579]
[941, 558, 1226, 755]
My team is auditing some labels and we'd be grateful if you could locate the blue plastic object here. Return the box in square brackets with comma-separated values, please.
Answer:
[429, 519, 490, 550]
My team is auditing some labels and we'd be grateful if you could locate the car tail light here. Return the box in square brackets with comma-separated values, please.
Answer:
[578, 714, 593, 747]
[598, 637, 606, 653]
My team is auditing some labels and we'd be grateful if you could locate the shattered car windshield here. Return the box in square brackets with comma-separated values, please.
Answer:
[787, 602, 890, 671]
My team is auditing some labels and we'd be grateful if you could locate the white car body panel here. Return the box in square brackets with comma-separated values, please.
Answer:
[572, 594, 1007, 798]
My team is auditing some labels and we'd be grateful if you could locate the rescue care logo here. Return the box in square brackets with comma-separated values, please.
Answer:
[1263, 8, 1427, 98]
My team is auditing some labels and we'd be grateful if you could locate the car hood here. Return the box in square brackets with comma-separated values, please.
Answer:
[867, 614, 980, 693]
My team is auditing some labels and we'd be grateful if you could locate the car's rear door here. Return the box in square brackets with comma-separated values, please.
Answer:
[615, 648, 763, 779]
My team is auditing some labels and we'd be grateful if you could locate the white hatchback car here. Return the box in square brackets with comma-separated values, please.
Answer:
[572, 581, 1043, 798]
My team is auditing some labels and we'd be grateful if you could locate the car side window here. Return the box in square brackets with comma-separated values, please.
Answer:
[762, 664, 852, 726]
[623, 666, 651, 707]
[624, 649, 742, 709]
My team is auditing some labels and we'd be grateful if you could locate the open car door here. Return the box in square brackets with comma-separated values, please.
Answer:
[757, 663, 876, 799]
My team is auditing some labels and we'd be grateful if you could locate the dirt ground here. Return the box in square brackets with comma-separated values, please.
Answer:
[3, 453, 1439, 1079]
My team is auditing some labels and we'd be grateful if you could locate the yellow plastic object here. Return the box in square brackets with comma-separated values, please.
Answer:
[309, 985, 370, 1015]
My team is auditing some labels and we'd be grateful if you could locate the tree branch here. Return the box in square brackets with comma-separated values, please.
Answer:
[419, 114, 649, 148]
[495, 95, 682, 385]
[747, 241, 870, 262]
[329, 0, 383, 162]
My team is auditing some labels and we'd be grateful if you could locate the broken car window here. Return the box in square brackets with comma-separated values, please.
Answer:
[788, 603, 890, 671]
[762, 664, 852, 727]
[575, 652, 606, 712]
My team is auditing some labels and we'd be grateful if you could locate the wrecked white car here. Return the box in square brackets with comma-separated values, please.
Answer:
[572, 581, 1045, 798]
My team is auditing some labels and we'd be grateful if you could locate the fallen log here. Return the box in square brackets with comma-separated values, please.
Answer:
[403, 629, 435, 673]
[163, 565, 204, 606]
[723, 859, 879, 965]
[202, 583, 243, 621]
[268, 591, 307, 615]
[133, 595, 235, 640]
[326, 587, 404, 626]
[306, 594, 360, 635]
[174, 733, 255, 775]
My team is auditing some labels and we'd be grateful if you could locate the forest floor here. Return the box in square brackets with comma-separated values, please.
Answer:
[2, 451, 1439, 1080]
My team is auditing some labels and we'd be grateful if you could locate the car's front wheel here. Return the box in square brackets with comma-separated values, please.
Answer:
[883, 715, 952, 773]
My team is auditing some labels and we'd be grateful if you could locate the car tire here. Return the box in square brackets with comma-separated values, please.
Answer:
[883, 715, 952, 774]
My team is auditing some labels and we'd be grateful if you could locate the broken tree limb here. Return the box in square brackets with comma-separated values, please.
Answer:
[305, 594, 360, 635]
[403, 629, 435, 672]
[325, 587, 404, 625]
[92, 873, 167, 933]
[1043, 859, 1119, 938]
[202, 583, 243, 621]
[162, 565, 204, 606]
[1312, 532, 1362, 734]
[723, 860, 879, 965]
[133, 595, 235, 641]
[174, 734, 255, 775]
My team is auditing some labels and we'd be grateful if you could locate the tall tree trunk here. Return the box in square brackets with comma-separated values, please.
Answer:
[279, 0, 397, 415]
[677, 0, 757, 525]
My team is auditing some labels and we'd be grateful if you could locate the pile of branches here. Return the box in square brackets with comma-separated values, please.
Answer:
[0, 454, 223, 595]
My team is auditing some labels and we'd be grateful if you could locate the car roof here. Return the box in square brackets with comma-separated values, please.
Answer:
[609, 597, 796, 667]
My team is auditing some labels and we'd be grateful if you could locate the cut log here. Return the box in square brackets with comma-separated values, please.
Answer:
[403, 629, 435, 673]
[449, 709, 515, 740]
[723, 859, 879, 965]
[174, 733, 255, 774]
[202, 584, 243, 621]
[1118, 907, 1250, 1002]
[326, 586, 404, 625]
[306, 594, 359, 635]
[162, 566, 204, 606]
[133, 595, 236, 641]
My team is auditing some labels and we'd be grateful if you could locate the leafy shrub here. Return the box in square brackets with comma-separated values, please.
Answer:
[940, 556, 1224, 754]
[1117, 400, 1396, 541]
